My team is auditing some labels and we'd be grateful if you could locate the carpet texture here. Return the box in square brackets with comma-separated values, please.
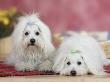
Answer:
[0, 61, 54, 77]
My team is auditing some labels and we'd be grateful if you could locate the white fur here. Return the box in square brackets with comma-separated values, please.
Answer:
[53, 34, 110, 76]
[5, 14, 55, 71]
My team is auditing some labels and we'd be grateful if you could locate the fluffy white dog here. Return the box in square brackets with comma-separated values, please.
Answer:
[53, 34, 110, 76]
[6, 14, 55, 71]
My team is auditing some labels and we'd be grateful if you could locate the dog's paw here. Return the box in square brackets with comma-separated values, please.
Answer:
[39, 60, 53, 71]
[15, 62, 35, 71]
[60, 71, 67, 76]
[60, 70, 71, 76]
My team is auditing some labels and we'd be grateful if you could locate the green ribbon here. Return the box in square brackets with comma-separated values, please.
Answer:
[70, 49, 80, 55]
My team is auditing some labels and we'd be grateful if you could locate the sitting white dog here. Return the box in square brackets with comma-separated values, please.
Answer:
[6, 14, 55, 71]
[53, 34, 110, 76]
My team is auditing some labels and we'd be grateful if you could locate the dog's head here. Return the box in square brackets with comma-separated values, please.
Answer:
[12, 14, 54, 55]
[61, 51, 88, 76]
[53, 49, 88, 76]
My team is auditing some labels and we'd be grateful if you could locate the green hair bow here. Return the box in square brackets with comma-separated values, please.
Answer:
[70, 49, 80, 55]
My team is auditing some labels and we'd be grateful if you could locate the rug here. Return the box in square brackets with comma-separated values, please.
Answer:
[0, 61, 54, 77]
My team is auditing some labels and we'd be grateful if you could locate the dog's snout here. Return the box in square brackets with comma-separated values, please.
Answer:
[30, 38, 35, 43]
[70, 71, 76, 76]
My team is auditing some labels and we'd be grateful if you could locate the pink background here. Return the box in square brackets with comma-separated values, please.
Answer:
[0, 0, 110, 33]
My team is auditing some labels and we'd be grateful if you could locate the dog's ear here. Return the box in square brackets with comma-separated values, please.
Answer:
[81, 52, 107, 75]
[52, 52, 66, 73]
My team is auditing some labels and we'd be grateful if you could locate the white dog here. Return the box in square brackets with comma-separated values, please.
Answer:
[5, 14, 55, 71]
[53, 34, 110, 76]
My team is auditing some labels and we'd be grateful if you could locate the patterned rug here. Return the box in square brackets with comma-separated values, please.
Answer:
[0, 61, 54, 77]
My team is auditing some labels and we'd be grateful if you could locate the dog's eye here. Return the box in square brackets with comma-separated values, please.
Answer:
[77, 61, 82, 65]
[67, 61, 71, 65]
[35, 32, 40, 36]
[25, 32, 29, 36]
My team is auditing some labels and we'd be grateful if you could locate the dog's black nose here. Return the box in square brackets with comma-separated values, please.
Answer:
[30, 38, 35, 44]
[70, 71, 76, 76]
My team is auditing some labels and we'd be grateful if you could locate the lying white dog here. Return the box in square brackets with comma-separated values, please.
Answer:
[6, 14, 55, 71]
[53, 34, 110, 76]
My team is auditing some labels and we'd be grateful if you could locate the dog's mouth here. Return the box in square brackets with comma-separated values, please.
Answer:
[28, 43, 35, 47]
[27, 43, 39, 48]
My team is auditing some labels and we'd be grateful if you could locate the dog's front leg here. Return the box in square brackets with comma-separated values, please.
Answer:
[15, 61, 35, 71]
[39, 59, 53, 71]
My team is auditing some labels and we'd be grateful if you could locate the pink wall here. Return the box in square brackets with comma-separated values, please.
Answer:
[0, 0, 110, 32]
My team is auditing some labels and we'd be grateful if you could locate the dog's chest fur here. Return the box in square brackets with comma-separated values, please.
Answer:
[23, 48, 46, 65]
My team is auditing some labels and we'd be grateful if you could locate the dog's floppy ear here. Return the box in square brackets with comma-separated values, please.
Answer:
[81, 52, 107, 75]
[53, 52, 66, 73]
